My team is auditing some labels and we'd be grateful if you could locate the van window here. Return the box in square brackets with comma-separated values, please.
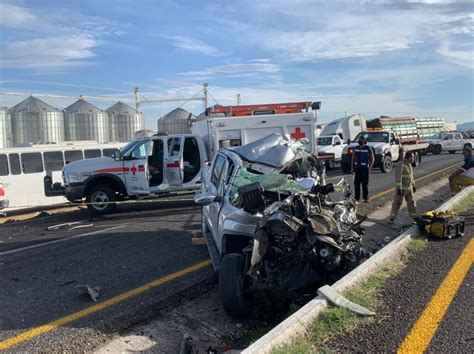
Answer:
[22, 153, 43, 174]
[9, 154, 21, 175]
[167, 138, 182, 156]
[85, 149, 101, 159]
[353, 119, 360, 127]
[183, 137, 201, 183]
[103, 148, 118, 157]
[0, 154, 8, 176]
[64, 150, 83, 164]
[44, 151, 64, 171]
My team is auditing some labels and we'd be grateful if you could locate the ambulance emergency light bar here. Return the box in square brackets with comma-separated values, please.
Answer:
[206, 101, 321, 117]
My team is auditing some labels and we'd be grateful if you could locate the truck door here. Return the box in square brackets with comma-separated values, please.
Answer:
[390, 133, 399, 160]
[205, 153, 228, 250]
[454, 133, 463, 150]
[333, 136, 344, 160]
[164, 137, 184, 188]
[123, 139, 151, 195]
[443, 133, 454, 151]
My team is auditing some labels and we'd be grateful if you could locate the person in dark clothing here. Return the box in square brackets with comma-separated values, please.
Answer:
[351, 136, 374, 202]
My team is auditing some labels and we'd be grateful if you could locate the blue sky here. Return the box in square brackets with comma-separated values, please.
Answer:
[0, 0, 472, 129]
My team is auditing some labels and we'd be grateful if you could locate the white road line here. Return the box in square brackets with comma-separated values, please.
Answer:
[0, 224, 127, 256]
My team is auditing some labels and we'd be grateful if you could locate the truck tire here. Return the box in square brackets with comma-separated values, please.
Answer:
[420, 149, 427, 155]
[326, 159, 335, 170]
[449, 151, 455, 154]
[433, 145, 442, 155]
[412, 151, 421, 167]
[341, 162, 351, 174]
[85, 185, 117, 215]
[219, 253, 252, 319]
[463, 144, 472, 150]
[380, 156, 393, 173]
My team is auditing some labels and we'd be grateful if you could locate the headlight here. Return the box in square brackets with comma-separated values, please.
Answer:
[66, 172, 91, 184]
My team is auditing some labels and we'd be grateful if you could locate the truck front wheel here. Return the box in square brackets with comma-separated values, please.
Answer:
[219, 253, 252, 319]
[85, 185, 117, 215]
[380, 156, 393, 173]
[433, 145, 442, 155]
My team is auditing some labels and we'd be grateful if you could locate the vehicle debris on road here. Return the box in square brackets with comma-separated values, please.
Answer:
[76, 284, 101, 302]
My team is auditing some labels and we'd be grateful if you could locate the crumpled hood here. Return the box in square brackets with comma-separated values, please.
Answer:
[231, 133, 308, 169]
[63, 157, 120, 174]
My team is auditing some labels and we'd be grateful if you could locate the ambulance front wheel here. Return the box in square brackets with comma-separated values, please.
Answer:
[85, 185, 117, 215]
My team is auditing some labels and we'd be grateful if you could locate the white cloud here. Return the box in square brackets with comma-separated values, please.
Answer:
[166, 36, 222, 56]
[0, 36, 99, 69]
[177, 62, 280, 81]
[0, 3, 36, 28]
[437, 40, 474, 68]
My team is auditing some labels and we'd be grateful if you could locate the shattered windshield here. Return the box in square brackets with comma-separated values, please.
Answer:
[229, 167, 310, 200]
[318, 137, 333, 146]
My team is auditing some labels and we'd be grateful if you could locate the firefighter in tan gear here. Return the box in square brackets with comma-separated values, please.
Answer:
[389, 151, 418, 223]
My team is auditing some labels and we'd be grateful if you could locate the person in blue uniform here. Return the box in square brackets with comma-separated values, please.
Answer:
[351, 136, 374, 202]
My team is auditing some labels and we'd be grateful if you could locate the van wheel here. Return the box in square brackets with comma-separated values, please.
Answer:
[433, 145, 442, 155]
[219, 253, 252, 319]
[380, 156, 393, 173]
[86, 185, 117, 215]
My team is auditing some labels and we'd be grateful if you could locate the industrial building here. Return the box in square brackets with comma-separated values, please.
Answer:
[106, 101, 145, 142]
[157, 108, 195, 134]
[10, 96, 64, 146]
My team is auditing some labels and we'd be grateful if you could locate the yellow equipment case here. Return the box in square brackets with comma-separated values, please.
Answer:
[417, 211, 465, 239]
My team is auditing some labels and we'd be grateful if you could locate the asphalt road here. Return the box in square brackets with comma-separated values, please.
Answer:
[0, 152, 463, 352]
[325, 225, 473, 353]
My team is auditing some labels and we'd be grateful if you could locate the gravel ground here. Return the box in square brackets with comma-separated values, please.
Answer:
[325, 225, 473, 353]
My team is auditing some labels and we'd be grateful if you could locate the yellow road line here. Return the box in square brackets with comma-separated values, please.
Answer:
[0, 259, 212, 351]
[369, 161, 461, 201]
[397, 238, 474, 354]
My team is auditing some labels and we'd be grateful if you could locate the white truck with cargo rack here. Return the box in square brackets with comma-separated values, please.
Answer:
[44, 100, 329, 214]
[341, 130, 428, 173]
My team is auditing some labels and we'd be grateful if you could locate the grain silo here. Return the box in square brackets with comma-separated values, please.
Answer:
[106, 101, 144, 142]
[0, 107, 13, 148]
[157, 108, 195, 134]
[63, 97, 110, 143]
[10, 96, 64, 145]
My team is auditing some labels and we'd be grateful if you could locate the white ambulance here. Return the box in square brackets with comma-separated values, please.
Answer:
[44, 101, 322, 214]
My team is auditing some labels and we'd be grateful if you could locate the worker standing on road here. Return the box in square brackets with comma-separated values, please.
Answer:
[389, 151, 417, 223]
[448, 146, 474, 195]
[351, 136, 374, 203]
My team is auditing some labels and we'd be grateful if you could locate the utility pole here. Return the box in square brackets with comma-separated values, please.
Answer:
[237, 93, 241, 106]
[134, 87, 141, 113]
[203, 83, 209, 111]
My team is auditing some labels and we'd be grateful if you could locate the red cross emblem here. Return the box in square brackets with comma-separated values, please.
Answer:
[291, 127, 306, 140]
[131, 163, 138, 176]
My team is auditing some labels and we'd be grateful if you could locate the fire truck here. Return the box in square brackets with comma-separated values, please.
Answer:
[43, 101, 326, 214]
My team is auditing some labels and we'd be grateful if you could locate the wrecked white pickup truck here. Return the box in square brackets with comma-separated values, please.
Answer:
[194, 134, 368, 318]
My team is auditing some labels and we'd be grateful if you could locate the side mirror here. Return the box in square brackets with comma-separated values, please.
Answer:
[113, 150, 122, 161]
[347, 139, 351, 144]
[394, 139, 400, 145]
[194, 192, 218, 205]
